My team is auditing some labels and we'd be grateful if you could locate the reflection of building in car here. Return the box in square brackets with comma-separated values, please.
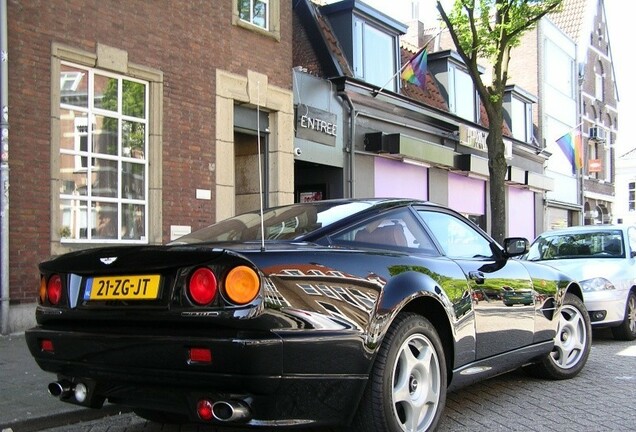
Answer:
[27, 199, 592, 431]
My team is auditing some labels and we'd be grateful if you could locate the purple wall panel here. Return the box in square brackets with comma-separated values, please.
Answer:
[374, 158, 428, 199]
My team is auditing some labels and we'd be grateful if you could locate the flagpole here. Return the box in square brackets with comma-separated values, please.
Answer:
[372, 27, 444, 98]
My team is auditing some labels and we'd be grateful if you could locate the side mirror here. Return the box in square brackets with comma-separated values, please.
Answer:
[503, 237, 529, 257]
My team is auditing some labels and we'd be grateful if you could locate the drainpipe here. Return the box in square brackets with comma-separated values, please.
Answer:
[338, 91, 356, 198]
[1, 0, 10, 335]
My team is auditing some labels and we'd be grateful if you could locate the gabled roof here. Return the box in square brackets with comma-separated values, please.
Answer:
[549, 0, 589, 42]
[294, 0, 448, 111]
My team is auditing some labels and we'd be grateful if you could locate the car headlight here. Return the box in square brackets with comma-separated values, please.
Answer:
[579, 277, 615, 292]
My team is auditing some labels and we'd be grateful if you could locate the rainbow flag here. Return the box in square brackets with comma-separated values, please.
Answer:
[556, 130, 583, 174]
[401, 49, 427, 88]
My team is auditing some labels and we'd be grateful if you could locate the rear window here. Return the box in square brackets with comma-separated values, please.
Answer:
[171, 201, 373, 244]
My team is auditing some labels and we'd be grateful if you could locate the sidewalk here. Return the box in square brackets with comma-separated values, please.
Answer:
[0, 333, 124, 432]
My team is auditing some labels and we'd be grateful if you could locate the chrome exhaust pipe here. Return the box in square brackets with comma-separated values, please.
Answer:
[211, 400, 251, 422]
[48, 380, 74, 398]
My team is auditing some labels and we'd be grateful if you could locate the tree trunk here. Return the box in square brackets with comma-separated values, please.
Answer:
[486, 112, 508, 245]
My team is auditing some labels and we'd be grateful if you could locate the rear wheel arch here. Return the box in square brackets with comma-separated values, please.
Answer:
[353, 311, 448, 432]
[401, 296, 454, 387]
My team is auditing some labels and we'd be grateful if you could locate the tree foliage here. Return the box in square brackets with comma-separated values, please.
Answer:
[436, 0, 562, 243]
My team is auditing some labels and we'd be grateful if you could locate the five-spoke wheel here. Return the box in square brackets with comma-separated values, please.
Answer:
[353, 313, 447, 432]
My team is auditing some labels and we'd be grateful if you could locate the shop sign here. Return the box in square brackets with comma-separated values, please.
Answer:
[589, 159, 602, 172]
[295, 104, 337, 146]
[459, 124, 488, 153]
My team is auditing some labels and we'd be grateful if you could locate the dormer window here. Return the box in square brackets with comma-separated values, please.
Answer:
[353, 19, 396, 89]
[449, 65, 477, 122]
[504, 85, 537, 144]
[428, 51, 481, 123]
[321, 1, 407, 92]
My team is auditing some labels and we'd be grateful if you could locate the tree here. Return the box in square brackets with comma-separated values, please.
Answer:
[436, 0, 562, 244]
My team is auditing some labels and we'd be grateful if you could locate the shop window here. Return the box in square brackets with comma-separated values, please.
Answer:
[59, 62, 149, 243]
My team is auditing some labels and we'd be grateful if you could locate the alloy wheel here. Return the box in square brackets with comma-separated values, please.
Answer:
[551, 304, 588, 369]
[391, 333, 441, 431]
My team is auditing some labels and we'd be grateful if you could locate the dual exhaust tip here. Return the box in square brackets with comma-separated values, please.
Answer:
[197, 398, 251, 423]
[209, 400, 250, 422]
[48, 380, 88, 403]
[49, 381, 251, 424]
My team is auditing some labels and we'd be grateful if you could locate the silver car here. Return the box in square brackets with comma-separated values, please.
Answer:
[523, 224, 636, 340]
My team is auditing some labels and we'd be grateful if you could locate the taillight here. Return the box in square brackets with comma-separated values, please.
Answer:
[224, 266, 259, 305]
[47, 275, 63, 305]
[197, 399, 214, 421]
[39, 276, 47, 304]
[188, 267, 218, 305]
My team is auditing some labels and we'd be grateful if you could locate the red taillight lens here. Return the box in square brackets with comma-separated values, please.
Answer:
[188, 268, 217, 305]
[40, 339, 54, 353]
[47, 275, 63, 305]
[197, 399, 214, 421]
[189, 347, 212, 364]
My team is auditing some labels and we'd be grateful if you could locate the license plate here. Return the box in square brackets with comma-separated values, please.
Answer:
[84, 275, 161, 300]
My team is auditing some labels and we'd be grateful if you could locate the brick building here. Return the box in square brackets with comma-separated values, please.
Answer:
[0, 0, 294, 333]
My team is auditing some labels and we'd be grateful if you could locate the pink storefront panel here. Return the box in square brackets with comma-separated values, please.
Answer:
[448, 173, 485, 215]
[508, 187, 535, 241]
[374, 158, 428, 200]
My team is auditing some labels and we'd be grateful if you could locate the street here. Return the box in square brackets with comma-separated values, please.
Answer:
[23, 329, 635, 432]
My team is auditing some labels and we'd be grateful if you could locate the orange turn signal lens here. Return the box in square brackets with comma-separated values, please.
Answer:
[39, 276, 47, 304]
[224, 266, 259, 305]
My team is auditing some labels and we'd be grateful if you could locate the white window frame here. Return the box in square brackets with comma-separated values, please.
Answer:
[510, 96, 533, 143]
[629, 182, 636, 212]
[449, 64, 477, 122]
[59, 61, 149, 244]
[238, 0, 269, 31]
[353, 18, 397, 91]
[595, 72, 604, 101]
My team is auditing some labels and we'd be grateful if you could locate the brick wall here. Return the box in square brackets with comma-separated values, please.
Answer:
[7, 0, 292, 304]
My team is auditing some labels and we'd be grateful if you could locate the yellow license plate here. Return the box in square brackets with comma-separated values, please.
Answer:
[84, 275, 161, 300]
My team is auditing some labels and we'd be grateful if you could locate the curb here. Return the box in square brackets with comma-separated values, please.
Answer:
[0, 405, 132, 432]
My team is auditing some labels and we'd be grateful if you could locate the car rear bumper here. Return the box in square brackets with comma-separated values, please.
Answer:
[584, 289, 628, 327]
[25, 326, 368, 427]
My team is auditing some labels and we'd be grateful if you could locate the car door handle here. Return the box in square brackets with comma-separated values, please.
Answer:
[469, 271, 485, 284]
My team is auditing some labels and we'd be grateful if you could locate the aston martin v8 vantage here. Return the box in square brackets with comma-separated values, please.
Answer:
[26, 199, 591, 431]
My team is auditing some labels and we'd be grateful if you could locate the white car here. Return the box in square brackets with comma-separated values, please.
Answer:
[523, 224, 636, 340]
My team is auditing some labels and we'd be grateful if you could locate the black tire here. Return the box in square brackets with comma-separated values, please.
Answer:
[611, 291, 636, 341]
[527, 293, 591, 380]
[133, 409, 188, 424]
[353, 313, 447, 432]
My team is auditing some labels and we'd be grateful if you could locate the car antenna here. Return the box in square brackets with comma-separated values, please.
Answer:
[257, 81, 266, 252]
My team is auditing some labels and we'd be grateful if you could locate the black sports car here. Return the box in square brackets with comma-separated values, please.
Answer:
[26, 199, 591, 431]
